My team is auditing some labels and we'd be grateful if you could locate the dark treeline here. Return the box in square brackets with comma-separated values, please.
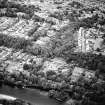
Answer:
[0, 0, 35, 18]
[0, 33, 32, 50]
[66, 52, 105, 74]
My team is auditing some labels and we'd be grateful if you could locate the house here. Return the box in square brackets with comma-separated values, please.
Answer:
[84, 70, 95, 81]
[71, 67, 84, 82]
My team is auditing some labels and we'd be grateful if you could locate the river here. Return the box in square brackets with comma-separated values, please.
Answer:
[0, 85, 68, 105]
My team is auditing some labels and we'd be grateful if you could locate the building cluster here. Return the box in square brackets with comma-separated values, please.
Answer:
[0, 46, 43, 74]
[42, 57, 69, 73]
[0, 0, 105, 104]
[0, 18, 35, 39]
[71, 67, 95, 82]
[0, 17, 18, 31]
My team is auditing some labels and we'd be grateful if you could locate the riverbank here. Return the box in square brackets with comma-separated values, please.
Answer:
[0, 94, 16, 100]
[1, 63, 105, 105]
[0, 79, 69, 102]
[0, 94, 34, 105]
[0, 85, 63, 105]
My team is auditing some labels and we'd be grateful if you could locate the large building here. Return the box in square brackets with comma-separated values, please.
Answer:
[77, 27, 104, 53]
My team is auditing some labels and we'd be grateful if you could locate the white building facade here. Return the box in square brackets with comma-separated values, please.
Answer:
[77, 27, 104, 53]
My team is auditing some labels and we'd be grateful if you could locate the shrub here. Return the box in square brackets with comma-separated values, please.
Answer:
[0, 33, 32, 50]
[46, 70, 56, 77]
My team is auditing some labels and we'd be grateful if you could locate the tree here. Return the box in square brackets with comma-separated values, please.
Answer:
[46, 70, 56, 77]
[23, 63, 31, 70]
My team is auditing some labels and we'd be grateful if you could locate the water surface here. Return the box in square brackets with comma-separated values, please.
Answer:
[0, 85, 68, 105]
